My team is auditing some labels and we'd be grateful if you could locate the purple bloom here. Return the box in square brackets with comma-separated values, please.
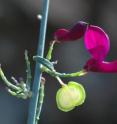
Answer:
[54, 21, 117, 73]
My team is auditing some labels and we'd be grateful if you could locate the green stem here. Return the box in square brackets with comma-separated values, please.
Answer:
[43, 68, 87, 78]
[56, 76, 66, 86]
[25, 50, 32, 90]
[0, 67, 20, 91]
[35, 78, 45, 124]
[46, 40, 56, 60]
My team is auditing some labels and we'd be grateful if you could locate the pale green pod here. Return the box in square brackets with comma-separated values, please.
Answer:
[56, 81, 86, 112]
[68, 81, 86, 106]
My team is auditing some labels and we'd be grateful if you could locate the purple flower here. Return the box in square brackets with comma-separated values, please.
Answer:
[54, 21, 117, 73]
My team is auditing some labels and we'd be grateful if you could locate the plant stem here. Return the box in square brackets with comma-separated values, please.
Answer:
[43, 68, 87, 78]
[35, 78, 45, 124]
[25, 50, 32, 90]
[27, 0, 50, 124]
[0, 67, 20, 91]
[56, 76, 66, 86]
[46, 40, 56, 60]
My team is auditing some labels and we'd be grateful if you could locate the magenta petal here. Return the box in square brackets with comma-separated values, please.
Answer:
[54, 29, 70, 41]
[68, 21, 88, 40]
[84, 25, 110, 60]
[54, 21, 88, 42]
[84, 58, 99, 72]
[84, 59, 117, 73]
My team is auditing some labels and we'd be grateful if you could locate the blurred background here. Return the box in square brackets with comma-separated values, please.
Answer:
[0, 0, 117, 124]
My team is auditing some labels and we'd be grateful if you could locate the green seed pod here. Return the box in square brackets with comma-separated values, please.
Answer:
[56, 81, 86, 112]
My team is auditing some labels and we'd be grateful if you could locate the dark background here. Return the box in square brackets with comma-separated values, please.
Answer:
[0, 0, 117, 124]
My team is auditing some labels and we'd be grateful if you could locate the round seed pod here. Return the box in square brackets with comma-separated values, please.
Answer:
[56, 81, 86, 112]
